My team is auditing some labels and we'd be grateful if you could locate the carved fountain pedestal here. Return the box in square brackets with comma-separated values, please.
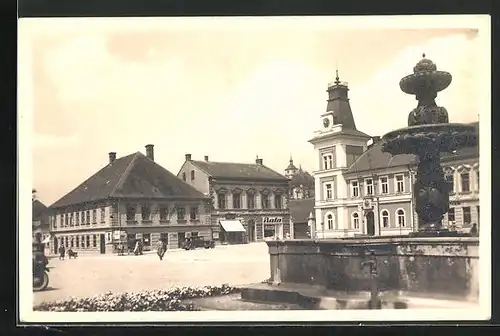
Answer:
[381, 54, 477, 236]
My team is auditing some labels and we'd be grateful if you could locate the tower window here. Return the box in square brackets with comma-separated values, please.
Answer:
[322, 154, 334, 170]
[324, 183, 333, 200]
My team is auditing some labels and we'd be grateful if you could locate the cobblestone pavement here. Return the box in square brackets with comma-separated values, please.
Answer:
[33, 242, 270, 306]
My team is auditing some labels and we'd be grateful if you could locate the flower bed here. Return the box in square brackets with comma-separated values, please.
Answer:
[34, 284, 240, 312]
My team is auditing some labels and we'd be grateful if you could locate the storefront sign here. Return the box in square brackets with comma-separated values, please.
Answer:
[262, 216, 283, 224]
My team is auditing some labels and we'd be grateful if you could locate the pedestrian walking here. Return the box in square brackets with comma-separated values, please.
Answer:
[157, 239, 167, 261]
[470, 223, 478, 236]
[133, 240, 140, 255]
[58, 245, 66, 260]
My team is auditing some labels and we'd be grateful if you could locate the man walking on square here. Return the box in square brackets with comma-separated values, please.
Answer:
[157, 238, 167, 261]
[58, 244, 66, 260]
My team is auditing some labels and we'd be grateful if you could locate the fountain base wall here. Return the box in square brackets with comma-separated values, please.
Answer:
[267, 237, 479, 301]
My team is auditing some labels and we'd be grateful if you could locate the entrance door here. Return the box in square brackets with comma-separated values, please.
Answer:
[366, 211, 375, 236]
[247, 219, 255, 242]
[99, 234, 106, 254]
[178, 232, 185, 248]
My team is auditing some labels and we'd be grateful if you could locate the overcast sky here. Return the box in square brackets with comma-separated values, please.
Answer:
[19, 16, 489, 205]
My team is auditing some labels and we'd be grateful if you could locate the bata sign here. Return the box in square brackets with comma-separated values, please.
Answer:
[262, 216, 283, 224]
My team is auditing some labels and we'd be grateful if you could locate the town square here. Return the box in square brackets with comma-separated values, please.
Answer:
[21, 15, 489, 320]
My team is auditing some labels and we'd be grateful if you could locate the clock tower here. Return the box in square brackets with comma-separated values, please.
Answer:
[308, 70, 371, 238]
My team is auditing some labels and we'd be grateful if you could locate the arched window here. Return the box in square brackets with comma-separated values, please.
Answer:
[396, 209, 406, 227]
[352, 212, 360, 229]
[182, 172, 186, 181]
[191, 170, 195, 181]
[326, 213, 334, 230]
[381, 210, 389, 228]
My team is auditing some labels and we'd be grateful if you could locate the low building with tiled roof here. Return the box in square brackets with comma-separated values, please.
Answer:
[177, 154, 291, 244]
[48, 145, 213, 254]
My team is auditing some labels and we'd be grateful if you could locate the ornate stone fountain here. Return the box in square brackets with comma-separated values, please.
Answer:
[381, 54, 478, 235]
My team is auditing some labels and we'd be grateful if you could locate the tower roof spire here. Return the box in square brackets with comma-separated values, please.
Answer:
[335, 69, 340, 85]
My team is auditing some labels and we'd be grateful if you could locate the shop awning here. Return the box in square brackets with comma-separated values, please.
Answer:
[220, 220, 246, 232]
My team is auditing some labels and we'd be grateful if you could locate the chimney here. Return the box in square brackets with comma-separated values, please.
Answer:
[185, 153, 192, 161]
[109, 152, 117, 164]
[204, 155, 209, 162]
[145, 144, 154, 161]
[256, 158, 263, 165]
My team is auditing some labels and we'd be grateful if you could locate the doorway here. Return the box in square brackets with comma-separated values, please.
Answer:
[99, 234, 106, 254]
[247, 219, 255, 242]
[177, 232, 185, 248]
[366, 211, 375, 236]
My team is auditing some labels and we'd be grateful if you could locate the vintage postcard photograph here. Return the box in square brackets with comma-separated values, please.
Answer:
[18, 15, 491, 324]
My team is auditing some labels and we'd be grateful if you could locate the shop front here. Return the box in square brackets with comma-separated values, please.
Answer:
[219, 219, 247, 244]
[262, 216, 284, 240]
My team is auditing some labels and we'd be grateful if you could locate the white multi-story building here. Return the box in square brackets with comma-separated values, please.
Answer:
[308, 74, 478, 238]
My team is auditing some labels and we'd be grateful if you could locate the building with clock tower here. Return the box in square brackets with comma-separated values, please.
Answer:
[308, 71, 373, 238]
[307, 56, 479, 238]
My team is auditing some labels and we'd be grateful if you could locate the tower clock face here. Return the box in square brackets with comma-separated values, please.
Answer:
[323, 118, 330, 128]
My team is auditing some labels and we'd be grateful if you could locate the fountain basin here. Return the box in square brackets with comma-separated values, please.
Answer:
[381, 123, 478, 156]
[264, 237, 479, 307]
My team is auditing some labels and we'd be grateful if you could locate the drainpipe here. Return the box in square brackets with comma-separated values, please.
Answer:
[408, 166, 416, 233]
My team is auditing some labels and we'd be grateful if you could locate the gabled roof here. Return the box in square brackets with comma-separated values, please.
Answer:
[190, 160, 289, 182]
[345, 121, 479, 174]
[32, 199, 50, 221]
[289, 198, 315, 224]
[51, 152, 208, 209]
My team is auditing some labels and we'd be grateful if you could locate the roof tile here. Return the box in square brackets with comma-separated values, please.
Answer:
[191, 160, 288, 181]
[51, 152, 207, 209]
